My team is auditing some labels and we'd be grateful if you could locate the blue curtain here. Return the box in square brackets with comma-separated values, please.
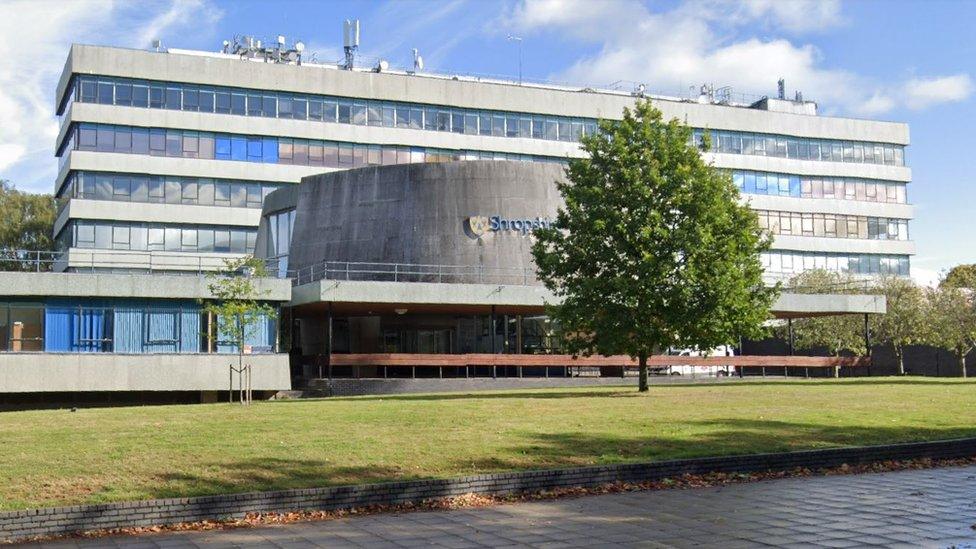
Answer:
[44, 300, 110, 352]
[216, 312, 275, 354]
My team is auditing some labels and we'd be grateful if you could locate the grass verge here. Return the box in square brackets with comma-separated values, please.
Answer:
[2, 377, 975, 511]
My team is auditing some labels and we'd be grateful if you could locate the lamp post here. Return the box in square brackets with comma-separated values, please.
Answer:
[507, 35, 523, 85]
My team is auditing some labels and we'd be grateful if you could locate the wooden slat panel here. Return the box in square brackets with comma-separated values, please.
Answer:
[328, 353, 870, 368]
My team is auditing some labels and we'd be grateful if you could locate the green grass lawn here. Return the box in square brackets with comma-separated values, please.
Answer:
[2, 378, 976, 511]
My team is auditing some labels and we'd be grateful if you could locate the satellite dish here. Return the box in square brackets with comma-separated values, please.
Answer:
[295, 41, 305, 53]
[376, 59, 389, 72]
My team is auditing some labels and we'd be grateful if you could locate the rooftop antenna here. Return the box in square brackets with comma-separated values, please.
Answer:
[777, 78, 786, 100]
[343, 19, 360, 70]
[412, 48, 424, 72]
[151, 39, 162, 52]
[507, 35, 523, 85]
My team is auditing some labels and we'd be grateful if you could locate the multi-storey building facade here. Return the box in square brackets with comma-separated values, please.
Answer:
[53, 44, 913, 278]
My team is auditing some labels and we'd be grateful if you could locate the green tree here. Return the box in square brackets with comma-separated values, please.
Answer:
[871, 276, 926, 375]
[531, 100, 776, 392]
[942, 264, 976, 289]
[925, 284, 976, 378]
[0, 180, 56, 270]
[202, 256, 278, 403]
[781, 270, 866, 377]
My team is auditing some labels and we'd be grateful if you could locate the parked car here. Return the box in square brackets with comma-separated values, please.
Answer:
[664, 346, 736, 377]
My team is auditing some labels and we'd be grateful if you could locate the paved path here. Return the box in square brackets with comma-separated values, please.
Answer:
[25, 465, 976, 548]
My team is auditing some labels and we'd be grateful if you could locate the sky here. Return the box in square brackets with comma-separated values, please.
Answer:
[0, 0, 973, 283]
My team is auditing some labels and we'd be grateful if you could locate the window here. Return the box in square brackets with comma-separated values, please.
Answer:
[145, 310, 179, 345]
[113, 226, 130, 249]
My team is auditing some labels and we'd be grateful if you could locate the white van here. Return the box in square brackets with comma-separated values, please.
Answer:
[664, 345, 736, 377]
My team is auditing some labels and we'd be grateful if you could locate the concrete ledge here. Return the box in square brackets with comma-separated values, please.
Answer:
[291, 279, 885, 317]
[0, 353, 291, 393]
[0, 271, 292, 301]
[3, 436, 974, 542]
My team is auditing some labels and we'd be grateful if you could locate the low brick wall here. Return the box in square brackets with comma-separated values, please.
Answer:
[309, 377, 636, 396]
[4, 437, 976, 543]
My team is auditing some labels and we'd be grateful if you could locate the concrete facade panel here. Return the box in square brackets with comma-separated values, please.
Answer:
[744, 195, 913, 219]
[56, 200, 260, 236]
[289, 279, 885, 316]
[770, 235, 915, 255]
[0, 271, 292, 301]
[704, 153, 912, 182]
[0, 353, 290, 392]
[57, 151, 317, 192]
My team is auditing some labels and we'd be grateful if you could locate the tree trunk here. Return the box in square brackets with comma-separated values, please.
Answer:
[638, 353, 649, 392]
[896, 348, 905, 376]
[959, 352, 968, 378]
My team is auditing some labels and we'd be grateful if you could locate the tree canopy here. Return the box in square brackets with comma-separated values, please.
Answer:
[531, 100, 776, 391]
[942, 264, 976, 289]
[870, 276, 926, 374]
[0, 181, 56, 266]
[925, 284, 976, 378]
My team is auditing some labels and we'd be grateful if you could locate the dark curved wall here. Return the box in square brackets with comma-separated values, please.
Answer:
[260, 161, 567, 283]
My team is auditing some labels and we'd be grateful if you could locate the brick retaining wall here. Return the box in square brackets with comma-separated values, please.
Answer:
[4, 437, 976, 542]
[309, 377, 636, 396]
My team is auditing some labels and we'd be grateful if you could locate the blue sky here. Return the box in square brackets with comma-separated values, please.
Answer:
[0, 0, 973, 282]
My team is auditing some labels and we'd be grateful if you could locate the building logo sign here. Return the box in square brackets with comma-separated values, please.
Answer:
[466, 216, 491, 237]
[465, 215, 554, 238]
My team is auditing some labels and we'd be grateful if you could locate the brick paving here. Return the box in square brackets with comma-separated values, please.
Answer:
[23, 465, 976, 548]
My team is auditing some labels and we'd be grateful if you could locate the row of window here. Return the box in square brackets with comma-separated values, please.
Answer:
[68, 75, 598, 142]
[761, 251, 910, 277]
[59, 221, 257, 254]
[733, 171, 907, 204]
[756, 211, 909, 241]
[696, 129, 905, 167]
[66, 75, 908, 165]
[59, 123, 559, 172]
[59, 172, 283, 209]
[0, 300, 275, 354]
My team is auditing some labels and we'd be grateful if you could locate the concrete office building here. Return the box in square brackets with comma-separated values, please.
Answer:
[0, 39, 906, 398]
[54, 42, 912, 278]
[256, 161, 886, 380]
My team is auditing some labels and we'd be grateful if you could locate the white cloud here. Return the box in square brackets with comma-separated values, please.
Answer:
[904, 74, 973, 110]
[911, 266, 942, 288]
[737, 0, 843, 33]
[0, 0, 222, 194]
[506, 0, 971, 117]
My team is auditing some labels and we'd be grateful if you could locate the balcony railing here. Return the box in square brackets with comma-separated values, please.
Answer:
[285, 260, 539, 287]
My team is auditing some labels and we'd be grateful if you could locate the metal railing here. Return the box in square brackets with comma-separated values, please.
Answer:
[0, 250, 62, 272]
[285, 260, 539, 287]
[0, 249, 269, 276]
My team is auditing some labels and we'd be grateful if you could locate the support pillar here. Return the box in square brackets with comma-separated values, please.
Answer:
[864, 313, 872, 377]
[326, 302, 333, 380]
[490, 306, 497, 379]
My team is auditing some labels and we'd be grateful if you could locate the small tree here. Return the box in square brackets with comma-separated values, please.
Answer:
[871, 276, 926, 375]
[532, 100, 776, 392]
[926, 284, 976, 378]
[782, 270, 866, 376]
[203, 256, 278, 403]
